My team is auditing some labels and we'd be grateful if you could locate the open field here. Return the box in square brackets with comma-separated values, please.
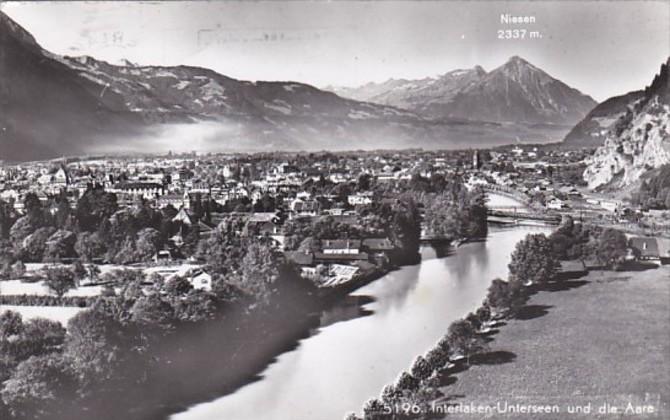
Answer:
[0, 305, 83, 325]
[0, 263, 201, 325]
[432, 266, 670, 419]
[0, 262, 201, 297]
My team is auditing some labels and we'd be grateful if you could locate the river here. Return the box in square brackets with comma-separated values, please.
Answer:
[172, 220, 553, 420]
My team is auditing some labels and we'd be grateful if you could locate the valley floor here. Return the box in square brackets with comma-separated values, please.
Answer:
[431, 265, 670, 419]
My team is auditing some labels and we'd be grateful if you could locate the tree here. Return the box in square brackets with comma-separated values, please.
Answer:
[199, 217, 246, 273]
[102, 268, 145, 288]
[19, 227, 55, 262]
[508, 233, 559, 285]
[9, 261, 25, 279]
[356, 173, 372, 191]
[425, 346, 449, 373]
[130, 295, 175, 331]
[43, 229, 77, 262]
[9, 216, 37, 245]
[17, 318, 66, 359]
[436, 335, 451, 356]
[0, 240, 16, 280]
[180, 226, 200, 257]
[171, 291, 219, 323]
[86, 264, 101, 284]
[72, 260, 87, 283]
[65, 309, 137, 389]
[237, 241, 282, 304]
[395, 371, 419, 392]
[74, 231, 107, 262]
[485, 278, 523, 316]
[112, 236, 138, 264]
[596, 228, 629, 269]
[75, 187, 118, 232]
[447, 319, 487, 364]
[362, 397, 388, 420]
[464, 311, 483, 331]
[0, 310, 23, 339]
[387, 197, 421, 265]
[548, 231, 572, 260]
[22, 193, 44, 224]
[42, 266, 76, 297]
[475, 305, 492, 326]
[409, 355, 433, 382]
[252, 193, 276, 212]
[135, 227, 162, 261]
[163, 276, 193, 297]
[52, 192, 72, 229]
[380, 384, 401, 405]
[0, 199, 16, 239]
[1, 354, 77, 419]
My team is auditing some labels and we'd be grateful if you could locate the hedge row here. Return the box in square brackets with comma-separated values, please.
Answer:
[0, 294, 93, 308]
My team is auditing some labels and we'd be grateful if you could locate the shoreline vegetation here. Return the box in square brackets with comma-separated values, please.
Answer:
[0, 173, 488, 419]
[348, 218, 663, 420]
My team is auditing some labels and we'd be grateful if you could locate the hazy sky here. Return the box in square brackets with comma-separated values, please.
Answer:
[2, 1, 668, 101]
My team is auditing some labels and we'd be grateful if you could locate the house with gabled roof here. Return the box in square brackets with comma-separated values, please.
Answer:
[629, 237, 660, 263]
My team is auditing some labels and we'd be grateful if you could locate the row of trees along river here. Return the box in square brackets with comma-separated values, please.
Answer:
[172, 194, 544, 420]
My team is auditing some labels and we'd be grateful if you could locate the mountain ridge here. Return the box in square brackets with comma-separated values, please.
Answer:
[0, 10, 594, 161]
[329, 56, 597, 125]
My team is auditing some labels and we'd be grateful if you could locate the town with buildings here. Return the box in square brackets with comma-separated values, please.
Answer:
[1, 145, 668, 296]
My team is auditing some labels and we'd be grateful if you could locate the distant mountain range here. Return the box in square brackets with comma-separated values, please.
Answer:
[329, 56, 597, 126]
[0, 11, 596, 161]
[583, 58, 670, 190]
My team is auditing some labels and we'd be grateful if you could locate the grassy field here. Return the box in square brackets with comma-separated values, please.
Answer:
[430, 265, 670, 419]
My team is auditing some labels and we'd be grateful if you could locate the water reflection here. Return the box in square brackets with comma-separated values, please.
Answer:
[319, 295, 374, 328]
[172, 226, 553, 420]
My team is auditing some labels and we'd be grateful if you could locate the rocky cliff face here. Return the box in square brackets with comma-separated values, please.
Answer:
[562, 90, 645, 147]
[583, 59, 670, 189]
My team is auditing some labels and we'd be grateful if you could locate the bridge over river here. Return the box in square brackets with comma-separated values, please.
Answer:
[420, 192, 560, 242]
[486, 193, 561, 225]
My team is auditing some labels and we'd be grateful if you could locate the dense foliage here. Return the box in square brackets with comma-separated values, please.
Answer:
[548, 217, 629, 269]
[508, 233, 559, 285]
[631, 164, 670, 209]
[0, 188, 203, 272]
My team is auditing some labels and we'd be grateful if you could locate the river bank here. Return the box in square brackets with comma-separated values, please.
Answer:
[414, 265, 670, 419]
[173, 226, 551, 420]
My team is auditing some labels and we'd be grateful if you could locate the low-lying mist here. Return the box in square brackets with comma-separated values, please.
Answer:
[90, 121, 245, 155]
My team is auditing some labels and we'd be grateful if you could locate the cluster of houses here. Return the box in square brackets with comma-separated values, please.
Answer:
[283, 237, 395, 287]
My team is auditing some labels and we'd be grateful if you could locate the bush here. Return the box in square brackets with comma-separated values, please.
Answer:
[0, 295, 91, 308]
